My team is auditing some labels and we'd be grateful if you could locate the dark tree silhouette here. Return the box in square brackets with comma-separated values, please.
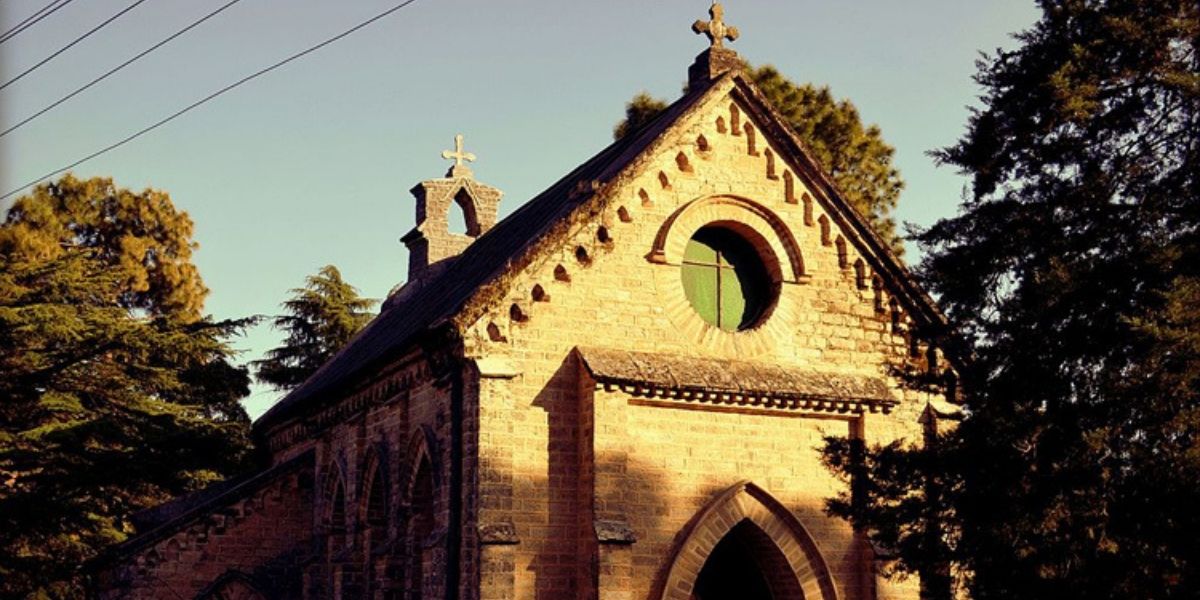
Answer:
[824, 2, 1200, 599]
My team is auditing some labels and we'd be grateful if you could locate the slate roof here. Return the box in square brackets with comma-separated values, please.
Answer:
[254, 77, 720, 432]
[255, 69, 952, 433]
[577, 346, 895, 402]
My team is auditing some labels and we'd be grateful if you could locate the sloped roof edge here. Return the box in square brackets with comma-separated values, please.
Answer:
[91, 449, 315, 567]
[577, 346, 896, 404]
[727, 74, 950, 334]
[254, 77, 723, 433]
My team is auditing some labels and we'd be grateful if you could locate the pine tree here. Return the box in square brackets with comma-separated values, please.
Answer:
[823, 2, 1200, 598]
[254, 265, 376, 390]
[613, 92, 670, 140]
[0, 176, 254, 597]
[614, 65, 905, 254]
[2, 173, 208, 322]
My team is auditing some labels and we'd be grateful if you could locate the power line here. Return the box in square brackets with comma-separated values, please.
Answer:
[0, 0, 245, 139]
[0, 0, 424, 202]
[0, 0, 77, 45]
[0, 0, 65, 41]
[0, 0, 152, 92]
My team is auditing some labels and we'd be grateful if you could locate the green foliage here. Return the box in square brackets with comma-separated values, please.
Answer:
[613, 65, 905, 254]
[0, 176, 254, 598]
[1, 173, 208, 322]
[823, 1, 1200, 598]
[749, 66, 904, 253]
[253, 265, 376, 390]
[613, 92, 670, 140]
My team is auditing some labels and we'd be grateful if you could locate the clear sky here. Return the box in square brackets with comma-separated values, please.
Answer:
[0, 0, 1040, 419]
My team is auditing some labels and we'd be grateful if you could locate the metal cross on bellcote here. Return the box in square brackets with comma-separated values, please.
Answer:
[693, 2, 739, 48]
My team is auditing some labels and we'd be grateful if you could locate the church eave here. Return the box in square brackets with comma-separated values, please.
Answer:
[577, 346, 899, 417]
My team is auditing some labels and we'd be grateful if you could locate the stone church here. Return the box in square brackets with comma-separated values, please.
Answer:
[95, 5, 959, 599]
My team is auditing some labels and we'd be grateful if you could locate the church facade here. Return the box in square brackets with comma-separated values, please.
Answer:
[95, 6, 959, 599]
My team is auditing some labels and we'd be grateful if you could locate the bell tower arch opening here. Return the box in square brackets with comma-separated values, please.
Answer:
[402, 134, 503, 281]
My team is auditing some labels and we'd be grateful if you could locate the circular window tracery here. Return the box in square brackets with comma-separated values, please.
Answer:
[680, 226, 776, 331]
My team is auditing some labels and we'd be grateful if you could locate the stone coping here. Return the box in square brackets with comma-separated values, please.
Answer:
[576, 346, 897, 415]
[91, 449, 315, 566]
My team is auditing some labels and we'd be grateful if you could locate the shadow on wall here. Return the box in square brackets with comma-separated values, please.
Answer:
[517, 355, 671, 600]
[498, 353, 864, 600]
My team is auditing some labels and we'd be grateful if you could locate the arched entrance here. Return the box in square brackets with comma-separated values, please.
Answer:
[693, 519, 804, 600]
[658, 481, 840, 600]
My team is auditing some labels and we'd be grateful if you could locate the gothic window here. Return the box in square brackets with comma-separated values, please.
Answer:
[364, 461, 387, 551]
[408, 458, 435, 600]
[680, 226, 773, 331]
[328, 478, 348, 552]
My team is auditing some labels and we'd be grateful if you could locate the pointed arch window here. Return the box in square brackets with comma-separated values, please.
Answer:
[363, 460, 388, 552]
[327, 478, 348, 552]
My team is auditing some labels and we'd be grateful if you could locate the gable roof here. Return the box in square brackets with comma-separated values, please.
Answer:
[728, 78, 949, 334]
[254, 77, 719, 432]
[255, 69, 951, 433]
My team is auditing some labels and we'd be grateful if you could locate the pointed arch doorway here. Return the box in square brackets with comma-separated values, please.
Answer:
[692, 520, 801, 600]
[658, 481, 840, 600]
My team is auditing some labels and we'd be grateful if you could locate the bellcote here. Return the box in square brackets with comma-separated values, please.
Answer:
[401, 134, 503, 281]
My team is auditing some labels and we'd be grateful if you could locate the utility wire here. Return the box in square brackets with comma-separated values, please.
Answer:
[0, 0, 77, 45]
[0, 0, 65, 41]
[1, 0, 423, 202]
[0, 0, 152, 92]
[0, 0, 245, 139]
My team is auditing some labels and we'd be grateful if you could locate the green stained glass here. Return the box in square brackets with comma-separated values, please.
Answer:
[683, 234, 719, 263]
[682, 262, 719, 325]
[719, 271, 747, 330]
[680, 226, 773, 331]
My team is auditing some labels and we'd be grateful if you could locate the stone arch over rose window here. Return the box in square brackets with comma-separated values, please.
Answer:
[647, 195, 810, 356]
[649, 195, 806, 280]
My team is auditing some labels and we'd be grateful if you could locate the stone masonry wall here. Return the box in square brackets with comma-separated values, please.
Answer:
[96, 468, 313, 600]
[302, 359, 454, 599]
[462, 77, 943, 600]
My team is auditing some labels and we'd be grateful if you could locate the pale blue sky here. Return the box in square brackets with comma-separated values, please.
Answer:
[0, 1, 1039, 419]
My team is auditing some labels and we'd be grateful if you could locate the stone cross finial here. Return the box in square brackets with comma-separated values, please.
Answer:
[693, 2, 739, 49]
[441, 134, 476, 178]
